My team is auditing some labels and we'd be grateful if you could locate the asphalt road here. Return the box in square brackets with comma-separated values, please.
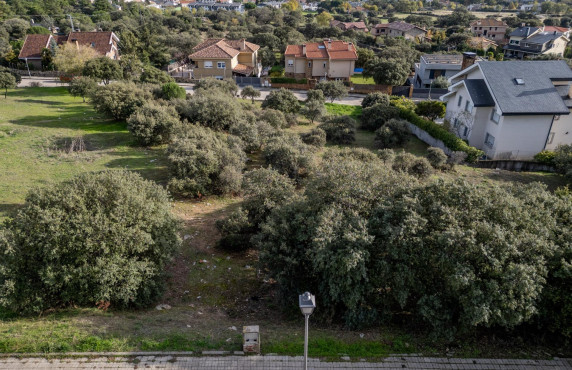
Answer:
[19, 77, 365, 105]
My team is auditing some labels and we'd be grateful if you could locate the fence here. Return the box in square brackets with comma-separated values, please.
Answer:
[391, 85, 412, 97]
[411, 88, 449, 99]
[475, 160, 555, 172]
[9, 69, 62, 77]
[234, 76, 262, 87]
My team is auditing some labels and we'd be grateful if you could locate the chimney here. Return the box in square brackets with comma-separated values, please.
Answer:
[521, 22, 526, 27]
[302, 44, 306, 56]
[327, 39, 332, 49]
[461, 52, 477, 70]
[348, 42, 353, 51]
[242, 39, 246, 50]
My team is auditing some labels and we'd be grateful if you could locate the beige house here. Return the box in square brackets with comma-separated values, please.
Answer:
[372, 22, 428, 42]
[470, 18, 508, 44]
[503, 26, 569, 59]
[19, 32, 119, 69]
[284, 39, 358, 81]
[189, 38, 261, 79]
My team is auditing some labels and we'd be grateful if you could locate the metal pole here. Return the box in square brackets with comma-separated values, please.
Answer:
[304, 313, 309, 370]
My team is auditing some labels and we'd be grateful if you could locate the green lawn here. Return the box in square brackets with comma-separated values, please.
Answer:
[325, 103, 362, 120]
[0, 87, 167, 220]
[351, 75, 375, 85]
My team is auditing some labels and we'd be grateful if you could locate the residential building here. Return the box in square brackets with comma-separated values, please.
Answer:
[258, 1, 286, 8]
[189, 38, 261, 79]
[371, 21, 428, 42]
[330, 20, 369, 33]
[284, 39, 358, 81]
[503, 26, 569, 59]
[19, 31, 119, 69]
[414, 54, 464, 88]
[469, 18, 508, 44]
[185, 2, 244, 11]
[441, 58, 572, 159]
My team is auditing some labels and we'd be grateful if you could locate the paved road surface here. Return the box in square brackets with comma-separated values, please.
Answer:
[0, 355, 570, 369]
[18, 77, 365, 105]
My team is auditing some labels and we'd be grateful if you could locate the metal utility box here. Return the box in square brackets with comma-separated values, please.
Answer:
[243, 325, 260, 354]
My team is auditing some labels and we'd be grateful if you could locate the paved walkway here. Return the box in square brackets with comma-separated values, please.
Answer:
[0, 355, 570, 369]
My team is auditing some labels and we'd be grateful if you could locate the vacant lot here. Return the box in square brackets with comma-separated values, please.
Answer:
[0, 87, 167, 220]
[0, 89, 567, 358]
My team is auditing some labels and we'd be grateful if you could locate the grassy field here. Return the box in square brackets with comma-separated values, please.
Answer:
[0, 90, 568, 357]
[351, 75, 375, 85]
[0, 87, 167, 220]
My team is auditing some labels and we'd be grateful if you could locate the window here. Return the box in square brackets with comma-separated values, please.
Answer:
[215, 76, 224, 80]
[463, 126, 468, 136]
[491, 34, 495, 38]
[479, 27, 482, 30]
[217, 62, 226, 69]
[308, 62, 312, 67]
[491, 110, 500, 123]
[204, 61, 213, 69]
[453, 118, 460, 128]
[485, 133, 495, 148]
[287, 59, 294, 67]
[514, 78, 525, 85]
[524, 43, 529, 47]
[457, 96, 463, 107]
[323, 62, 326, 68]
[547, 132, 555, 145]
[465, 101, 473, 113]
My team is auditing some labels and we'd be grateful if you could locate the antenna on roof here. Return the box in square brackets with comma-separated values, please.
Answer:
[67, 14, 75, 32]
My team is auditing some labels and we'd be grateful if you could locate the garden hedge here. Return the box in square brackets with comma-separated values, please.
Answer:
[398, 109, 483, 163]
[271, 77, 308, 84]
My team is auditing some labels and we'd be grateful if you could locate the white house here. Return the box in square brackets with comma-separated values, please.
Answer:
[414, 54, 464, 88]
[441, 58, 572, 159]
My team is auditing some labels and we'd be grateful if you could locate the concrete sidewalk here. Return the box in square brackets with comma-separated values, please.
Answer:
[0, 355, 570, 369]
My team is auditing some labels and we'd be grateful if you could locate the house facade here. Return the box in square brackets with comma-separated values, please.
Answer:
[372, 22, 428, 41]
[469, 18, 508, 44]
[19, 31, 119, 69]
[330, 20, 369, 33]
[441, 59, 572, 159]
[189, 38, 260, 79]
[503, 26, 569, 59]
[414, 54, 464, 88]
[284, 39, 358, 81]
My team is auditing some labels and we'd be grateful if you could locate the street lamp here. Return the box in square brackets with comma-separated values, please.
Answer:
[299, 292, 316, 370]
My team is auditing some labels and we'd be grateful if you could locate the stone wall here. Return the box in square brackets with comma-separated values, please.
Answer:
[405, 122, 452, 155]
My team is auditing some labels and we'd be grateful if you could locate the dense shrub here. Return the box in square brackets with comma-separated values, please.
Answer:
[139, 65, 174, 84]
[167, 125, 246, 196]
[82, 57, 122, 85]
[263, 134, 315, 181]
[229, 120, 260, 153]
[68, 76, 97, 102]
[390, 96, 416, 111]
[378, 148, 396, 164]
[0, 171, 181, 314]
[553, 145, 572, 178]
[261, 88, 300, 113]
[270, 77, 308, 84]
[374, 118, 410, 148]
[127, 103, 181, 146]
[399, 109, 483, 163]
[361, 104, 400, 131]
[315, 80, 347, 103]
[391, 152, 433, 179]
[318, 115, 356, 144]
[300, 99, 326, 124]
[240, 86, 261, 103]
[90, 82, 152, 120]
[361, 92, 390, 109]
[426, 146, 448, 169]
[415, 100, 446, 120]
[194, 78, 238, 97]
[301, 128, 327, 147]
[534, 150, 556, 165]
[161, 82, 186, 100]
[257, 109, 288, 129]
[177, 94, 244, 131]
[216, 168, 296, 252]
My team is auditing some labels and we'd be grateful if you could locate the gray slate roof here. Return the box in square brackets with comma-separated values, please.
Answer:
[509, 26, 540, 38]
[464, 79, 495, 107]
[479, 60, 572, 115]
[525, 32, 563, 45]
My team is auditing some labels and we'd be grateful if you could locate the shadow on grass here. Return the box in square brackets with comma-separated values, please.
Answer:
[8, 109, 111, 130]
[14, 99, 68, 106]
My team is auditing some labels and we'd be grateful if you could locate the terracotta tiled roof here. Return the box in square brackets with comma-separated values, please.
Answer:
[374, 23, 390, 28]
[332, 21, 368, 31]
[18, 34, 52, 59]
[284, 40, 357, 60]
[470, 18, 507, 27]
[469, 37, 498, 49]
[190, 38, 259, 59]
[544, 26, 570, 33]
[232, 63, 254, 75]
[66, 32, 117, 56]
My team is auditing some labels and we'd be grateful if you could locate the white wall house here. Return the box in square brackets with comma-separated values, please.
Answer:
[414, 54, 463, 88]
[441, 59, 572, 159]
